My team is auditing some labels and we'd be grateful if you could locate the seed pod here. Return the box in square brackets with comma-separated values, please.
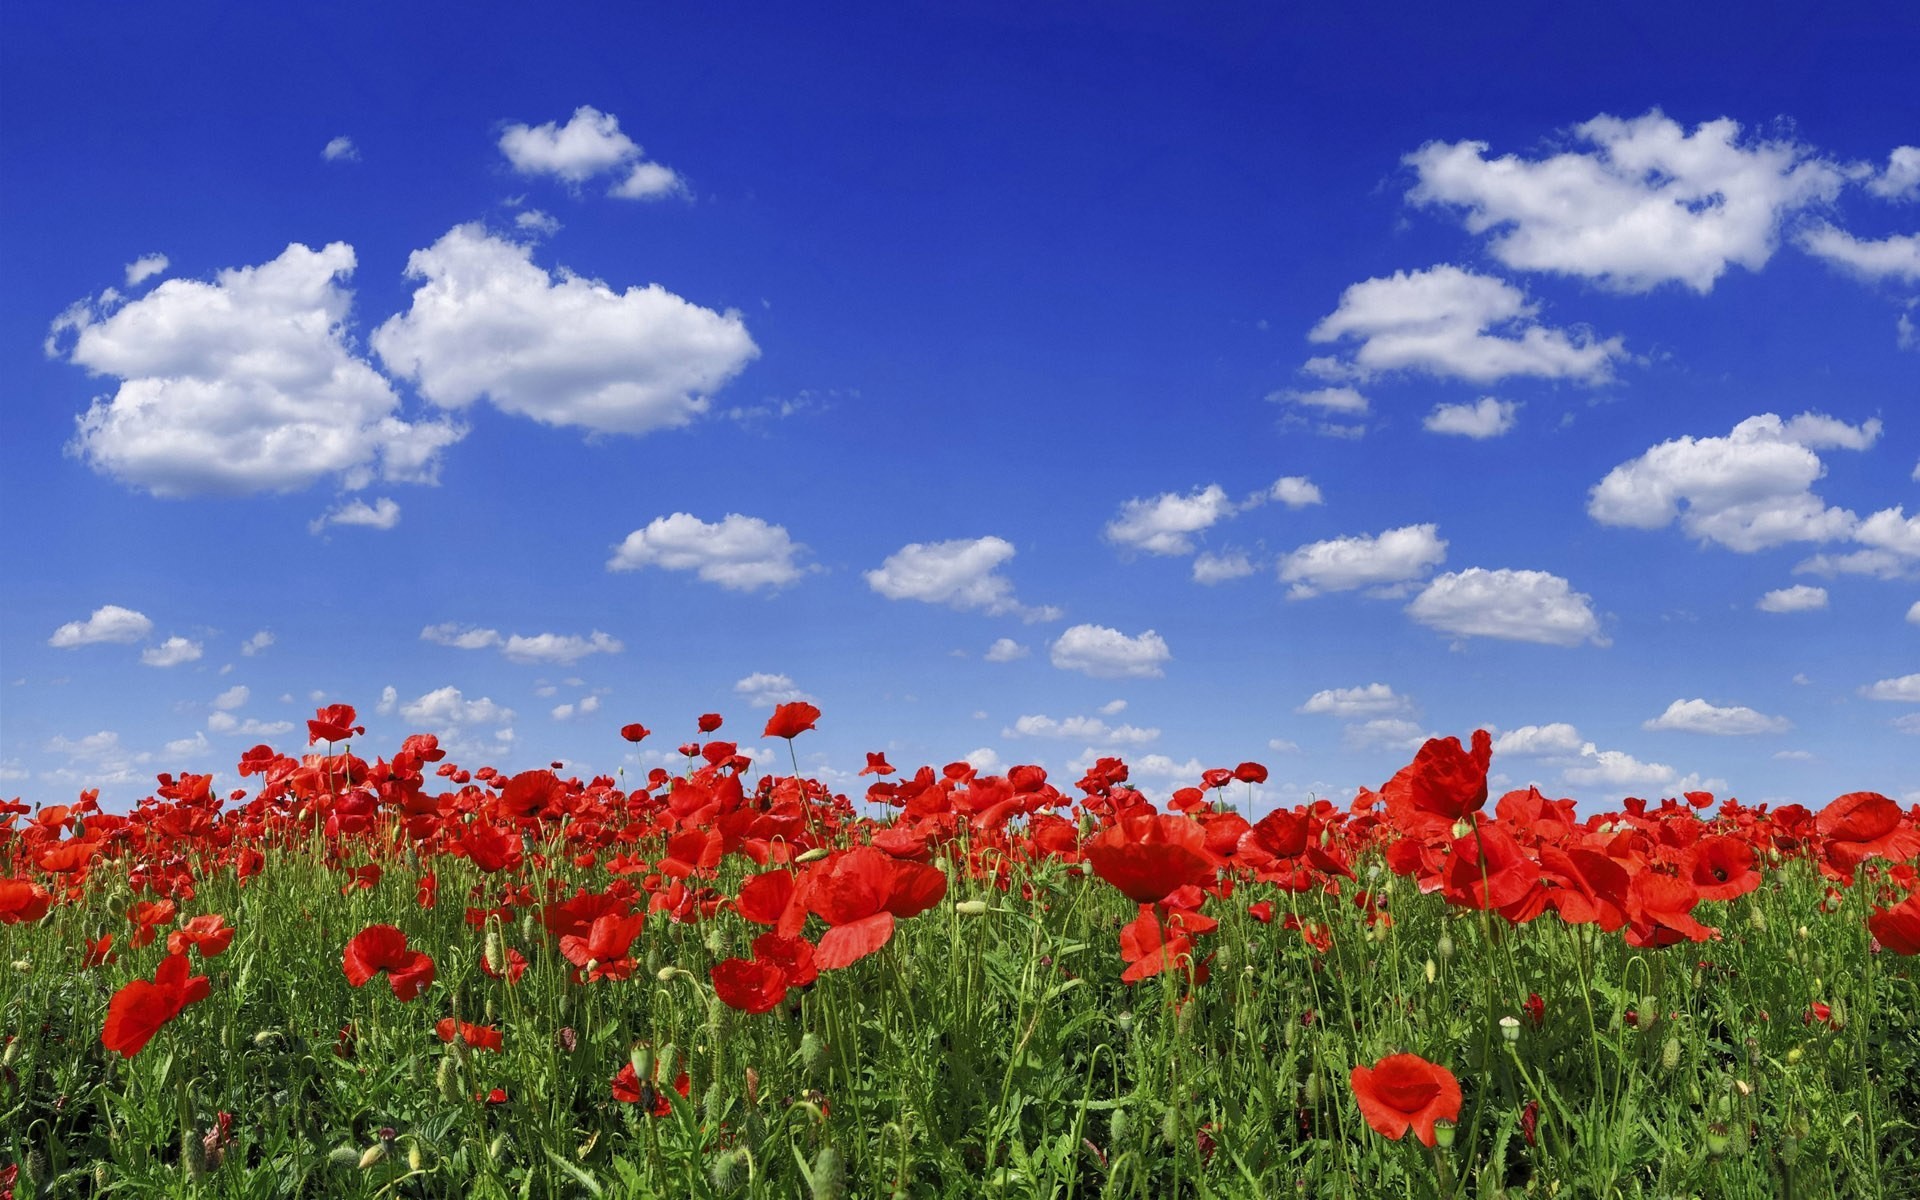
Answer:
[488, 1133, 509, 1163]
[630, 1045, 655, 1080]
[328, 1145, 361, 1167]
[1705, 1123, 1730, 1158]
[809, 1146, 846, 1200]
[1433, 1119, 1456, 1149]
[1424, 958, 1437, 985]
[23, 1149, 49, 1190]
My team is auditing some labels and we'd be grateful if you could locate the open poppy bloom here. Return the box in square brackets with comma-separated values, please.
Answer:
[436, 1017, 503, 1051]
[559, 910, 647, 982]
[620, 723, 650, 742]
[612, 1063, 691, 1115]
[307, 703, 365, 745]
[807, 846, 947, 969]
[1350, 1053, 1462, 1146]
[342, 924, 436, 1000]
[1085, 811, 1218, 904]
[167, 913, 234, 958]
[763, 701, 822, 740]
[102, 952, 211, 1057]
[1869, 891, 1920, 955]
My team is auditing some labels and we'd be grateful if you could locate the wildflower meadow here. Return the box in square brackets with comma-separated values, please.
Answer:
[3, 701, 1917, 1198]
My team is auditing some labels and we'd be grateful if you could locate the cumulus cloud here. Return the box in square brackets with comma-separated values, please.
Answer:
[1275, 386, 1370, 415]
[1867, 146, 1920, 201]
[1491, 723, 1585, 757]
[865, 536, 1059, 621]
[1424, 397, 1518, 439]
[124, 254, 169, 287]
[1757, 585, 1828, 613]
[212, 685, 249, 711]
[608, 512, 807, 590]
[421, 623, 623, 664]
[1297, 683, 1411, 718]
[1269, 476, 1324, 508]
[1561, 743, 1682, 789]
[1105, 484, 1235, 556]
[141, 636, 203, 668]
[1099, 699, 1128, 716]
[1408, 567, 1605, 646]
[1909, 600, 1920, 625]
[1307, 265, 1625, 384]
[1862, 673, 1920, 702]
[1049, 624, 1171, 679]
[206, 711, 294, 737]
[421, 623, 505, 651]
[1588, 412, 1878, 553]
[373, 224, 756, 436]
[1344, 718, 1430, 752]
[551, 695, 602, 722]
[984, 637, 1030, 662]
[399, 686, 515, 728]
[1279, 524, 1447, 598]
[515, 209, 561, 236]
[1798, 226, 1920, 284]
[498, 105, 684, 199]
[1405, 111, 1844, 292]
[733, 672, 815, 708]
[1643, 698, 1791, 735]
[50, 604, 152, 647]
[240, 630, 274, 656]
[1004, 714, 1160, 746]
[322, 136, 359, 163]
[1192, 551, 1256, 585]
[309, 496, 400, 534]
[50, 241, 463, 498]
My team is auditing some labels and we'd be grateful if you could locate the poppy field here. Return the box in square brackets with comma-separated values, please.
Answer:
[3, 702, 1919, 1198]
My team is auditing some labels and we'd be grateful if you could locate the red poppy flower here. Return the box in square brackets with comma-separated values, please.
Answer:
[559, 910, 646, 982]
[1349, 1053, 1462, 1147]
[620, 723, 651, 743]
[102, 952, 212, 1057]
[167, 914, 234, 958]
[697, 713, 724, 733]
[763, 701, 822, 740]
[807, 846, 947, 970]
[1818, 792, 1920, 881]
[307, 703, 365, 745]
[711, 958, 789, 1013]
[1232, 762, 1269, 785]
[1869, 892, 1920, 955]
[342, 925, 437, 1001]
[0, 878, 52, 925]
[480, 946, 528, 984]
[1381, 731, 1494, 828]
[1685, 836, 1761, 902]
[860, 751, 895, 776]
[1623, 873, 1716, 948]
[611, 1063, 691, 1115]
[435, 1018, 503, 1051]
[1085, 811, 1218, 904]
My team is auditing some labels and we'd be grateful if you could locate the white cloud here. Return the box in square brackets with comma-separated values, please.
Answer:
[1279, 523, 1447, 597]
[608, 512, 807, 590]
[125, 254, 169, 287]
[322, 136, 359, 163]
[1773, 749, 1815, 762]
[1105, 484, 1235, 556]
[1099, 699, 1127, 716]
[1344, 718, 1430, 751]
[1798, 225, 1920, 284]
[49, 604, 152, 647]
[1857, 508, 1920, 558]
[1266, 738, 1300, 754]
[1049, 624, 1171, 679]
[552, 695, 602, 722]
[1643, 698, 1791, 736]
[1895, 713, 1920, 736]
[141, 636, 203, 668]
[733, 672, 815, 708]
[515, 209, 561, 236]
[1423, 396, 1518, 439]
[1862, 673, 1920, 702]
[399, 686, 515, 728]
[1757, 585, 1828, 613]
[1562, 743, 1680, 789]
[498, 106, 683, 199]
[501, 631, 622, 665]
[162, 731, 210, 759]
[47, 731, 125, 760]
[213, 685, 249, 711]
[1276, 386, 1370, 415]
[1005, 714, 1159, 746]
[963, 747, 1005, 774]
[1405, 111, 1844, 293]
[206, 711, 294, 737]
[1124, 753, 1209, 781]
[375, 685, 398, 715]
[1902, 312, 1917, 352]
[1908, 600, 1920, 625]
[1408, 567, 1605, 646]
[1867, 146, 1920, 201]
[373, 224, 755, 436]
[51, 241, 463, 498]
[1269, 476, 1324, 508]
[1588, 412, 1877, 552]
[865, 536, 1059, 621]
[984, 637, 1030, 662]
[1297, 683, 1411, 718]
[1192, 550, 1256, 585]
[309, 496, 400, 534]
[421, 623, 505, 651]
[1308, 264, 1625, 384]
[241, 630, 274, 656]
[1491, 723, 1585, 757]
[1793, 549, 1911, 580]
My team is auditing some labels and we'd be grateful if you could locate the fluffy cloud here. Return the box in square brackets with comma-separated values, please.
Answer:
[733, 672, 815, 708]
[1269, 476, 1324, 508]
[608, 513, 807, 590]
[1192, 551, 1255, 585]
[49, 604, 152, 647]
[1105, 484, 1235, 555]
[399, 686, 515, 728]
[1278, 524, 1446, 598]
[141, 636, 203, 667]
[515, 209, 561, 236]
[421, 623, 623, 664]
[1909, 600, 1920, 625]
[1561, 744, 1681, 789]
[1643, 698, 1791, 735]
[498, 105, 684, 198]
[1297, 683, 1411, 718]
[865, 536, 1059, 621]
[212, 685, 249, 711]
[1868, 146, 1920, 201]
[322, 136, 359, 163]
[1491, 723, 1585, 757]
[1307, 265, 1625, 384]
[1757, 585, 1828, 613]
[1004, 714, 1159, 746]
[1861, 673, 1920, 702]
[1276, 386, 1369, 415]
[309, 497, 400, 534]
[241, 630, 274, 656]
[1588, 412, 1877, 552]
[1408, 568, 1604, 646]
[551, 695, 602, 722]
[1049, 624, 1171, 679]
[1423, 397, 1518, 439]
[125, 254, 169, 287]
[1343, 718, 1429, 751]
[1798, 226, 1920, 283]
[1406, 111, 1843, 292]
[373, 225, 756, 435]
[51, 242, 463, 498]
[206, 711, 294, 737]
[984, 637, 1030, 662]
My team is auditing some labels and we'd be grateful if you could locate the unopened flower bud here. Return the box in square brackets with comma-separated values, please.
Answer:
[252, 1029, 283, 1049]
[1786, 1046, 1804, 1065]
[954, 900, 989, 916]
[799, 1032, 825, 1076]
[710, 1148, 741, 1191]
[358, 1143, 388, 1170]
[24, 1149, 49, 1189]
[328, 1145, 360, 1167]
[795, 847, 830, 864]
[1661, 1036, 1681, 1072]
[1109, 1108, 1130, 1148]
[810, 1145, 847, 1200]
[483, 928, 505, 975]
[1424, 958, 1437, 985]
[436, 1055, 462, 1102]
[1797, 925, 1809, 941]
[1436, 932, 1454, 962]
[488, 1133, 509, 1163]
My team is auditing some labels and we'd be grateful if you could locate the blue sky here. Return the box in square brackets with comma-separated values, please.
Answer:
[3, 2, 1917, 813]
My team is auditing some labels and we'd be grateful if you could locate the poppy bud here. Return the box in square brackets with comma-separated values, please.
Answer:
[799, 1032, 825, 1077]
[520, 913, 538, 944]
[1109, 1108, 1130, 1148]
[358, 1143, 387, 1170]
[810, 1146, 847, 1200]
[954, 900, 989, 916]
[1749, 909, 1767, 932]
[711, 1149, 742, 1191]
[408, 1142, 425, 1171]
[328, 1145, 360, 1167]
[436, 1055, 462, 1102]
[1797, 925, 1809, 940]
[1786, 1046, 1804, 1065]
[1, 1037, 19, 1067]
[483, 928, 504, 975]
[488, 1133, 509, 1163]
[1435, 932, 1454, 963]
[1661, 1036, 1681, 1072]
[24, 1149, 49, 1189]
[252, 1029, 283, 1049]
[1303, 1073, 1323, 1105]
[1160, 1104, 1182, 1148]
[796, 847, 830, 864]
[182, 1125, 210, 1180]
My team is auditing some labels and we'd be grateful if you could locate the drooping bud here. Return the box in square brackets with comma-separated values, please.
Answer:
[796, 847, 831, 864]
[436, 1055, 462, 1102]
[710, 1148, 742, 1191]
[1424, 958, 1437, 985]
[1435, 932, 1454, 963]
[1108, 1108, 1130, 1149]
[809, 1146, 847, 1200]
[182, 1125, 210, 1180]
